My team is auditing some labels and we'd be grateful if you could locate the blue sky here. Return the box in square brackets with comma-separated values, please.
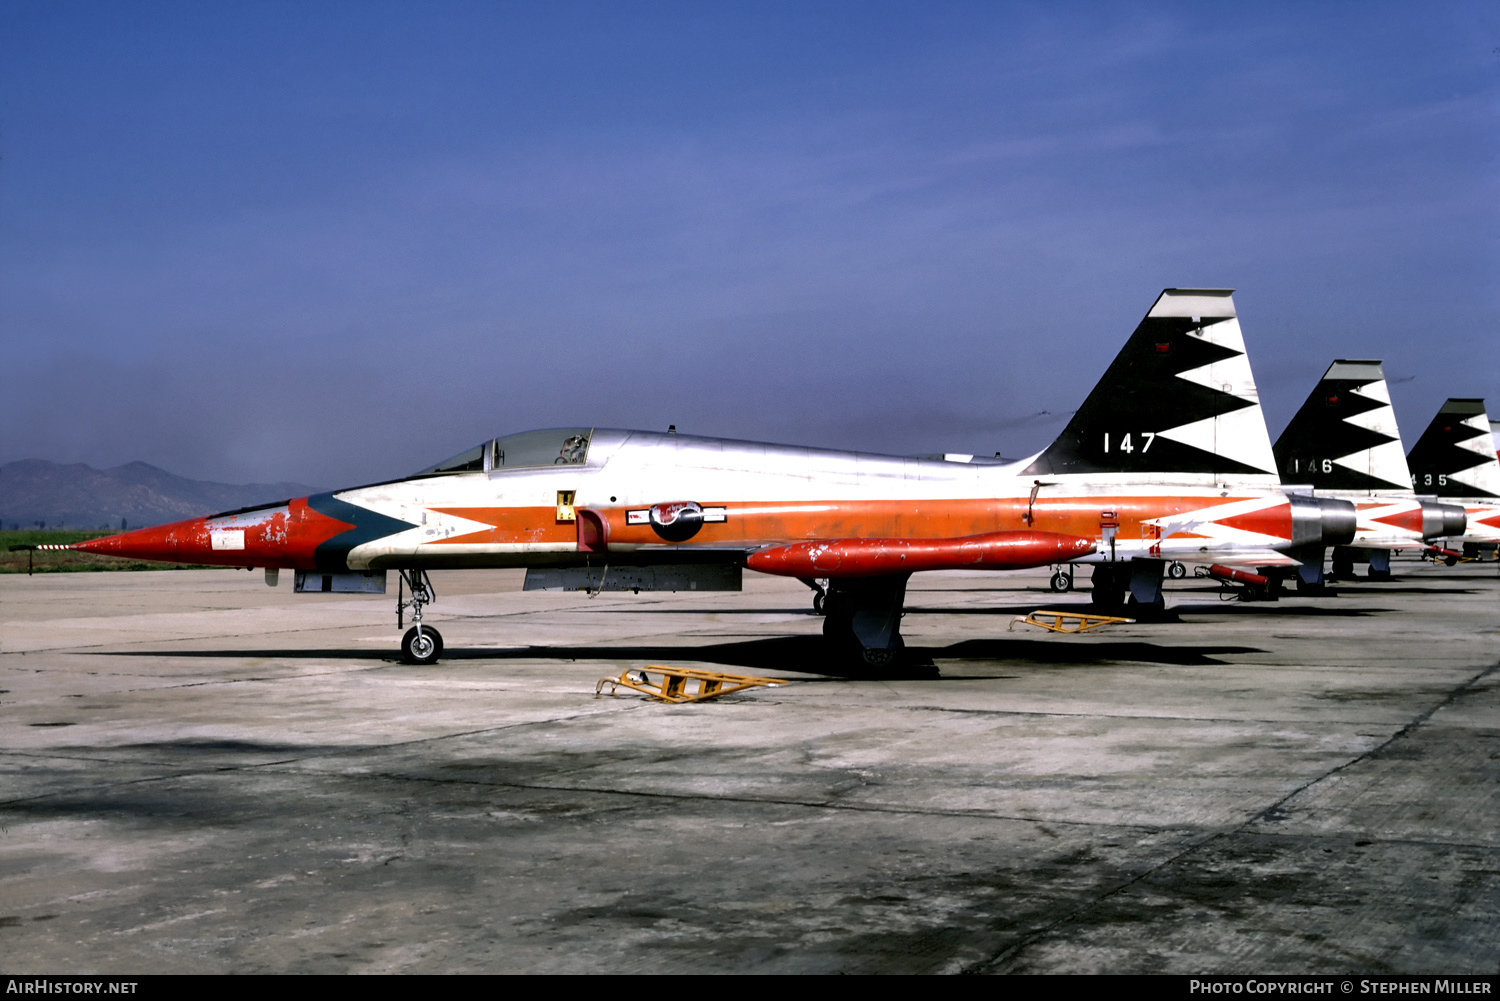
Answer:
[2, 1, 1496, 487]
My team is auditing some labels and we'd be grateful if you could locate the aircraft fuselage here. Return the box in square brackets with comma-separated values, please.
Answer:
[78, 428, 1336, 574]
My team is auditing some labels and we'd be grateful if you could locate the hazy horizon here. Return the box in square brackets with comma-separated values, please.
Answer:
[4, 3, 1496, 488]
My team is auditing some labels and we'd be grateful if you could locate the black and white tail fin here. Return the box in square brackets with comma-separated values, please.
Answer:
[1023, 288, 1278, 486]
[1272, 360, 1412, 495]
[1407, 399, 1500, 499]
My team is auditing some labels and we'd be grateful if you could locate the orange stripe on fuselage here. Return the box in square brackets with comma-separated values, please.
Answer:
[430, 496, 1259, 547]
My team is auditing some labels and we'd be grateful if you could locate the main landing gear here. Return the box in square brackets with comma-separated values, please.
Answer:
[1090, 558, 1169, 617]
[821, 575, 910, 671]
[1330, 546, 1392, 581]
[397, 569, 443, 665]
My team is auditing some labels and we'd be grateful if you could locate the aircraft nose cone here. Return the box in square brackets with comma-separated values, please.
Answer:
[67, 497, 345, 569]
[72, 519, 216, 563]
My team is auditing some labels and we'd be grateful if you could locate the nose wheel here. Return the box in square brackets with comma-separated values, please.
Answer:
[402, 625, 444, 665]
[397, 569, 442, 665]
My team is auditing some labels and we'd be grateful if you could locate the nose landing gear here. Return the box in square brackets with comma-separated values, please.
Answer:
[397, 569, 442, 665]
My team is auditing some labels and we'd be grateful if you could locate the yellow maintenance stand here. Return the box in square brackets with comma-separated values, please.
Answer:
[1009, 609, 1135, 634]
[596, 666, 787, 704]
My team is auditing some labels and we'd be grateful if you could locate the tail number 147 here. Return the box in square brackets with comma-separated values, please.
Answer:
[1103, 432, 1156, 454]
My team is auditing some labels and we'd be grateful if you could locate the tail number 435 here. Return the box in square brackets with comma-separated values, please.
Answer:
[1103, 432, 1156, 454]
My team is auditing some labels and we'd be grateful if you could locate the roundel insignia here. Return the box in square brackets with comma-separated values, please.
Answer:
[649, 501, 705, 542]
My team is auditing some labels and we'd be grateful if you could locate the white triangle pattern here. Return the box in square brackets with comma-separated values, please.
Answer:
[1352, 380, 1391, 405]
[1451, 412, 1500, 497]
[1459, 415, 1496, 457]
[1332, 439, 1412, 494]
[1342, 403, 1398, 440]
[1332, 377, 1411, 491]
[1157, 404, 1278, 474]
[1158, 318, 1276, 475]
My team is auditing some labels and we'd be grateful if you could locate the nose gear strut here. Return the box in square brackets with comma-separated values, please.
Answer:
[397, 569, 443, 665]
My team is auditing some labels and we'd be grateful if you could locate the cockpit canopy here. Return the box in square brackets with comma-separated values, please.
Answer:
[417, 428, 593, 476]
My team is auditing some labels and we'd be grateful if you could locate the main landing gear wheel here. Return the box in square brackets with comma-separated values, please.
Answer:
[402, 626, 444, 665]
[1167, 561, 1187, 579]
[1049, 571, 1073, 593]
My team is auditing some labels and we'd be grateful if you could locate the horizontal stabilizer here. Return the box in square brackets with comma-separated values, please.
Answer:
[1196, 549, 1303, 568]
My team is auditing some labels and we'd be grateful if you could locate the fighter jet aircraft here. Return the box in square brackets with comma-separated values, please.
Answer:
[1271, 360, 1466, 586]
[40, 289, 1357, 667]
[1406, 398, 1500, 561]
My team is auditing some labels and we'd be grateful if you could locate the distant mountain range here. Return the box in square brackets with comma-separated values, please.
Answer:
[0, 460, 322, 531]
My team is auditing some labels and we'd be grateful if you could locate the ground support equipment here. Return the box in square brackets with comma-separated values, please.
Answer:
[1009, 609, 1136, 634]
[596, 666, 787, 703]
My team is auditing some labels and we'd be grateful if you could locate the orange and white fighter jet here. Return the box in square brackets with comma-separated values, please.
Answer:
[1406, 399, 1500, 563]
[38, 289, 1357, 667]
[1271, 360, 1466, 585]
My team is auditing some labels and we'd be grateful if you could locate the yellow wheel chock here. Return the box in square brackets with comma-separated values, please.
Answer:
[1009, 609, 1135, 634]
[596, 666, 787, 703]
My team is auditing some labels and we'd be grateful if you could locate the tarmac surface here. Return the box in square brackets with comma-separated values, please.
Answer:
[1, 558, 1497, 974]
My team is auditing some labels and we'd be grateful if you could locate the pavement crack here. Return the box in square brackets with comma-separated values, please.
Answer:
[0, 704, 650, 808]
[322, 768, 1198, 834]
[960, 658, 1500, 975]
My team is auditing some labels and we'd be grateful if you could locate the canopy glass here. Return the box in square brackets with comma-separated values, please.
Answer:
[417, 428, 594, 475]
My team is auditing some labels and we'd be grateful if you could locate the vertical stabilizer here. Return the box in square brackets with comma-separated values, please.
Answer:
[1023, 289, 1278, 485]
[1272, 360, 1413, 495]
[1407, 399, 1500, 498]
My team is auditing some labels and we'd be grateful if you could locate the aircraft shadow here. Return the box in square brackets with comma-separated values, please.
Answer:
[115, 634, 1266, 678]
[1318, 585, 1482, 596]
[1166, 602, 1392, 617]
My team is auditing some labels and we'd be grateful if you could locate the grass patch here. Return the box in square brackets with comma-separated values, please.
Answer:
[0, 530, 222, 573]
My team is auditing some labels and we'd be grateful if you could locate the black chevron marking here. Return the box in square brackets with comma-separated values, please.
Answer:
[1026, 316, 1261, 477]
[1273, 377, 1403, 491]
[1407, 399, 1497, 498]
[308, 493, 419, 571]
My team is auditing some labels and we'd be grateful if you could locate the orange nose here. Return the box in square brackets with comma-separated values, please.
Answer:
[70, 497, 355, 569]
